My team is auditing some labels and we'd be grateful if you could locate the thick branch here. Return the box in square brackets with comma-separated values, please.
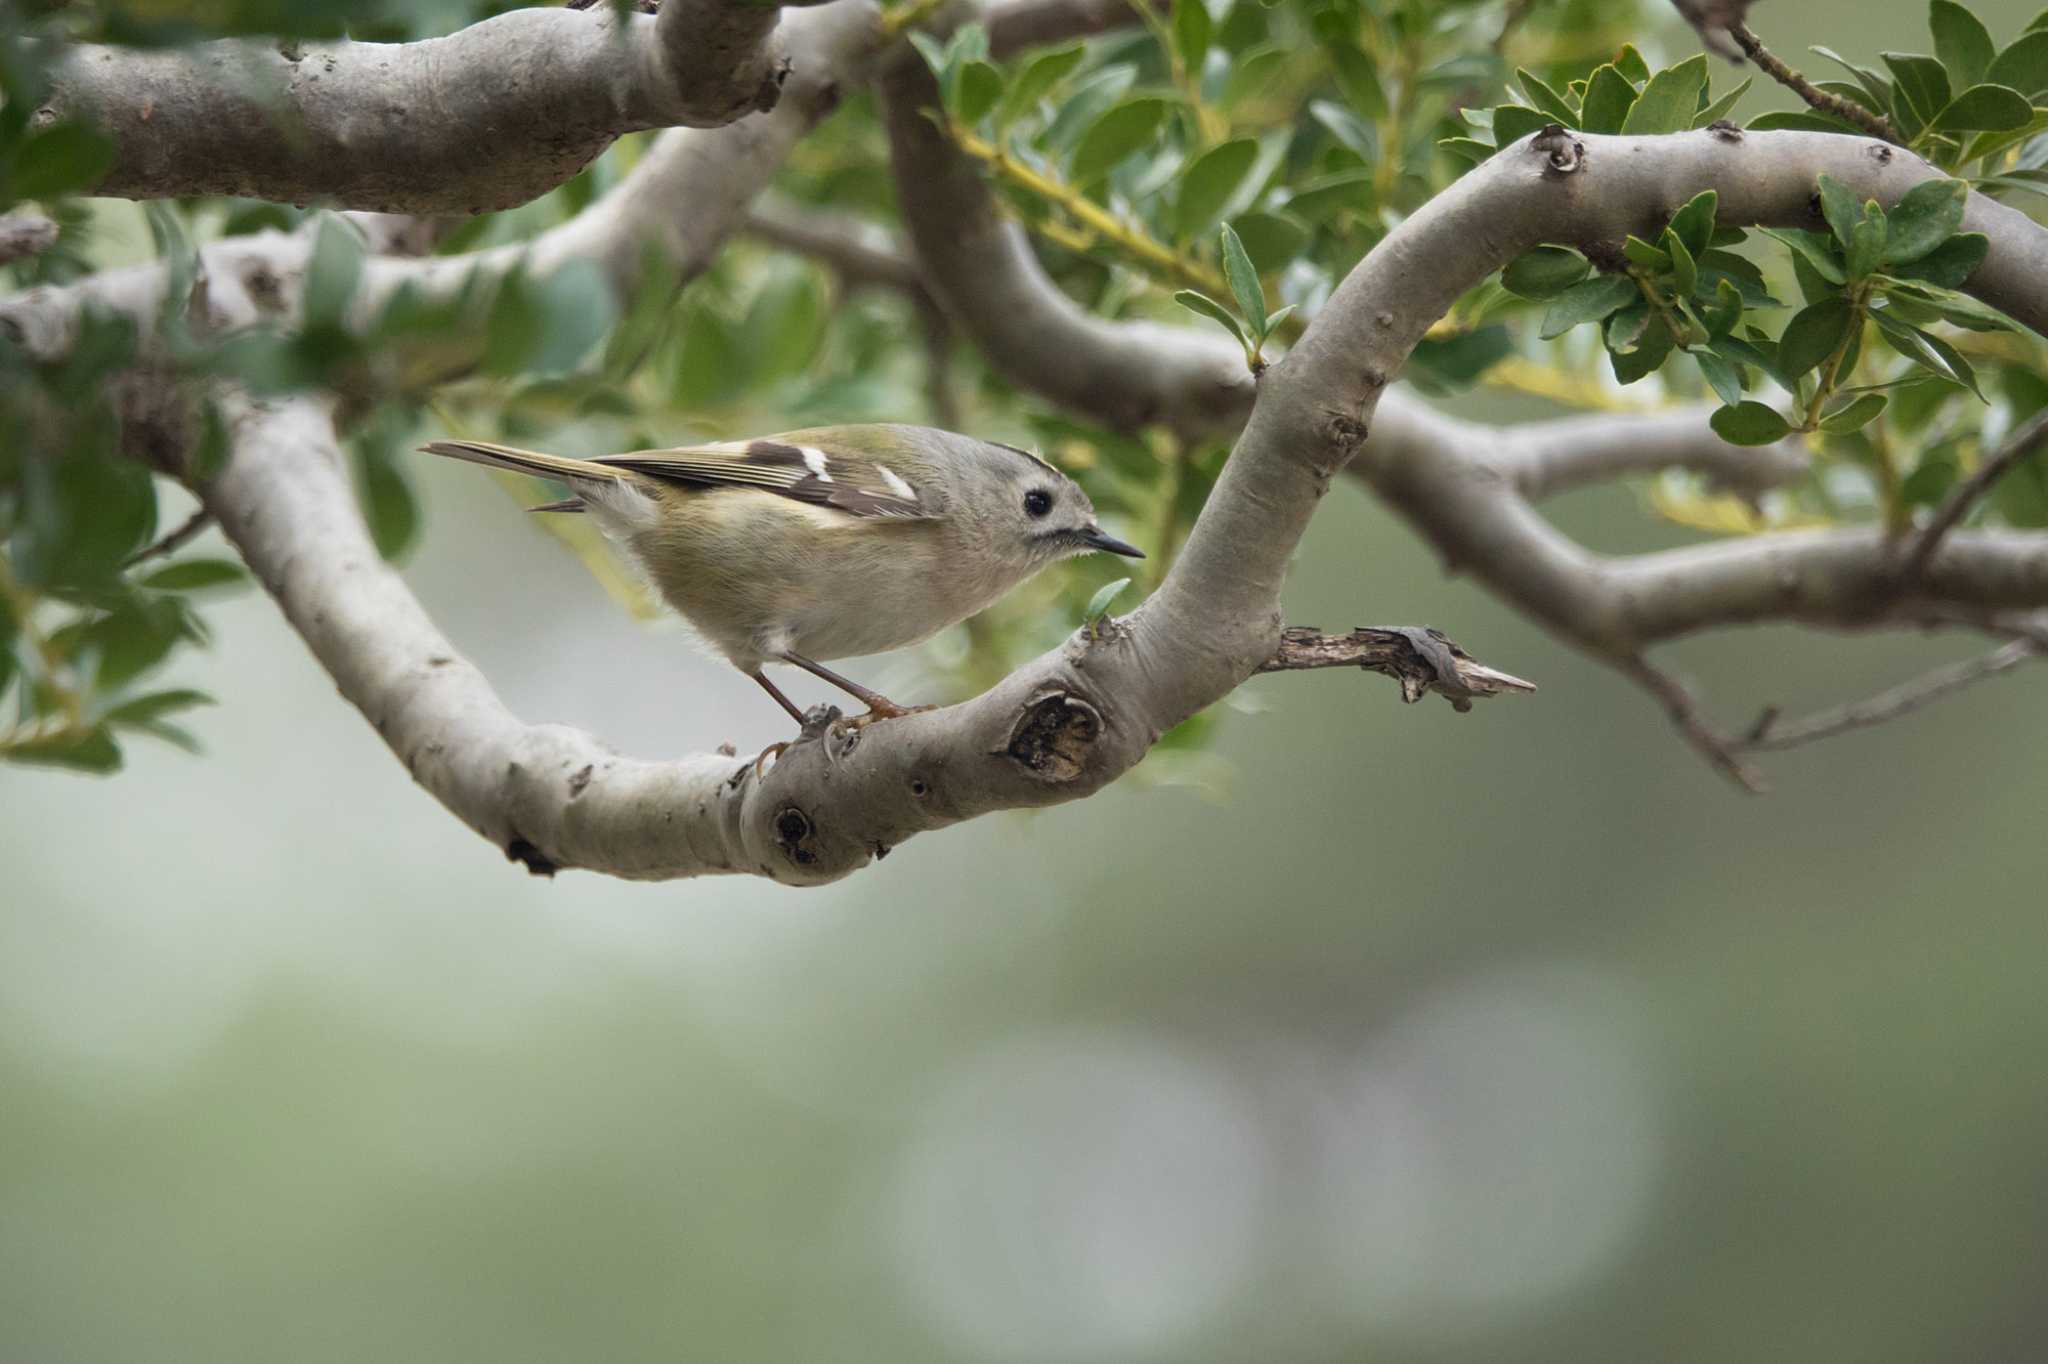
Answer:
[1, 4, 885, 372]
[36, 0, 826, 213]
[878, 54, 1255, 436]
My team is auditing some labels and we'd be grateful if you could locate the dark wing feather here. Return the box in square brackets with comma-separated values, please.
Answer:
[592, 439, 931, 520]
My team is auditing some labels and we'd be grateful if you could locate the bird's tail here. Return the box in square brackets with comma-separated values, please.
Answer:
[417, 440, 628, 510]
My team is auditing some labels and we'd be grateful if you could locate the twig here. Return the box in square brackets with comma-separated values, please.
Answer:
[1738, 639, 2042, 751]
[742, 202, 933, 301]
[1257, 626, 1538, 711]
[1618, 654, 1768, 791]
[0, 209, 59, 266]
[1899, 407, 2048, 583]
[122, 507, 215, 569]
[1727, 24, 1902, 145]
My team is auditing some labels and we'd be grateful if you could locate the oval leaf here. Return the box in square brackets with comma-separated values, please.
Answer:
[1174, 139, 1260, 239]
[1069, 97, 1170, 185]
[1710, 401, 1795, 445]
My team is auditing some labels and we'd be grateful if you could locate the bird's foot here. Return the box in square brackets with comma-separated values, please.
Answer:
[751, 740, 788, 777]
[844, 699, 937, 729]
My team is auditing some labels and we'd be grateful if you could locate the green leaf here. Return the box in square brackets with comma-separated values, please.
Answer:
[1693, 76, 1754, 128]
[356, 443, 421, 561]
[1624, 234, 1671, 271]
[953, 59, 1003, 125]
[1701, 276, 1745, 338]
[1711, 401, 1795, 445]
[1174, 139, 1260, 239]
[1277, 170, 1372, 222]
[1931, 0, 1995, 88]
[1538, 273, 1638, 339]
[1309, 100, 1377, 158]
[1327, 42, 1388, 121]
[1580, 64, 1638, 134]
[5, 726, 122, 774]
[998, 43, 1085, 129]
[141, 559, 246, 592]
[1172, 288, 1249, 352]
[1068, 97, 1169, 185]
[1489, 104, 1554, 149]
[1219, 222, 1266, 338]
[1848, 203, 1888, 280]
[1881, 177, 1968, 263]
[1667, 190, 1719, 259]
[1765, 228, 1848, 286]
[1986, 28, 2048, 98]
[104, 688, 214, 726]
[302, 212, 366, 332]
[9, 122, 116, 199]
[1696, 348, 1745, 406]
[1662, 228, 1698, 298]
[1407, 325, 1512, 393]
[1928, 82, 2032, 132]
[1043, 64, 1137, 148]
[1779, 297, 1856, 378]
[1818, 392, 1888, 431]
[1227, 211, 1309, 271]
[1901, 452, 1961, 505]
[1500, 245, 1590, 300]
[1173, 0, 1212, 74]
[1615, 44, 1652, 86]
[526, 259, 616, 375]
[907, 31, 951, 83]
[1882, 51, 1952, 123]
[1872, 310, 1982, 395]
[144, 201, 200, 326]
[483, 271, 543, 376]
[1815, 173, 1864, 248]
[1812, 45, 1897, 113]
[742, 265, 826, 383]
[1606, 306, 1673, 384]
[1886, 230, 1987, 286]
[1516, 68, 1581, 125]
[1620, 55, 1707, 135]
[1084, 576, 1133, 622]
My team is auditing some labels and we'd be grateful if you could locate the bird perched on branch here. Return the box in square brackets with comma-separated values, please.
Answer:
[420, 424, 1143, 726]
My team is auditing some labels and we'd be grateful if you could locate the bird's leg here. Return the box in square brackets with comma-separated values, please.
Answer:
[746, 671, 805, 775]
[750, 670, 807, 724]
[779, 652, 934, 723]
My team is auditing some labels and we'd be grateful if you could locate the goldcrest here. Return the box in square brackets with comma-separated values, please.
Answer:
[420, 424, 1143, 722]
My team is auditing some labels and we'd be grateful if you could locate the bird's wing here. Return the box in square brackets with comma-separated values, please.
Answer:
[593, 437, 933, 521]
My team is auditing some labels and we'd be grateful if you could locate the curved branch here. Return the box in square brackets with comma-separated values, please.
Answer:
[37, 0, 834, 213]
[1499, 406, 1809, 500]
[879, 56, 1255, 436]
[2, 3, 886, 370]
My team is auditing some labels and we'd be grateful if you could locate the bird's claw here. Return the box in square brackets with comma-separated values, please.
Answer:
[843, 701, 937, 730]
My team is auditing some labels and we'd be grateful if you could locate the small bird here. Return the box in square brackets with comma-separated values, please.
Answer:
[420, 423, 1144, 726]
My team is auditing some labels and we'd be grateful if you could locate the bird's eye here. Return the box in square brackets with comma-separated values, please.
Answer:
[1023, 489, 1054, 518]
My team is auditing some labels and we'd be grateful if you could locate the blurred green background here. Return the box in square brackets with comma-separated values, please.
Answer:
[6, 2, 2048, 1361]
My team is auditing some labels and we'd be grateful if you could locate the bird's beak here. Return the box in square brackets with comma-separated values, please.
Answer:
[1079, 525, 1146, 558]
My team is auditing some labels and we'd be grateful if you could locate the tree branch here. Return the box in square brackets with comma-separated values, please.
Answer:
[1737, 638, 2043, 752]
[0, 209, 59, 266]
[1257, 627, 1538, 710]
[1899, 407, 2048, 586]
[1500, 406, 1809, 500]
[37, 0, 834, 213]
[1726, 23, 1903, 145]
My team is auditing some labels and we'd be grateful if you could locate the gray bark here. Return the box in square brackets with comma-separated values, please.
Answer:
[8, 4, 2048, 873]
